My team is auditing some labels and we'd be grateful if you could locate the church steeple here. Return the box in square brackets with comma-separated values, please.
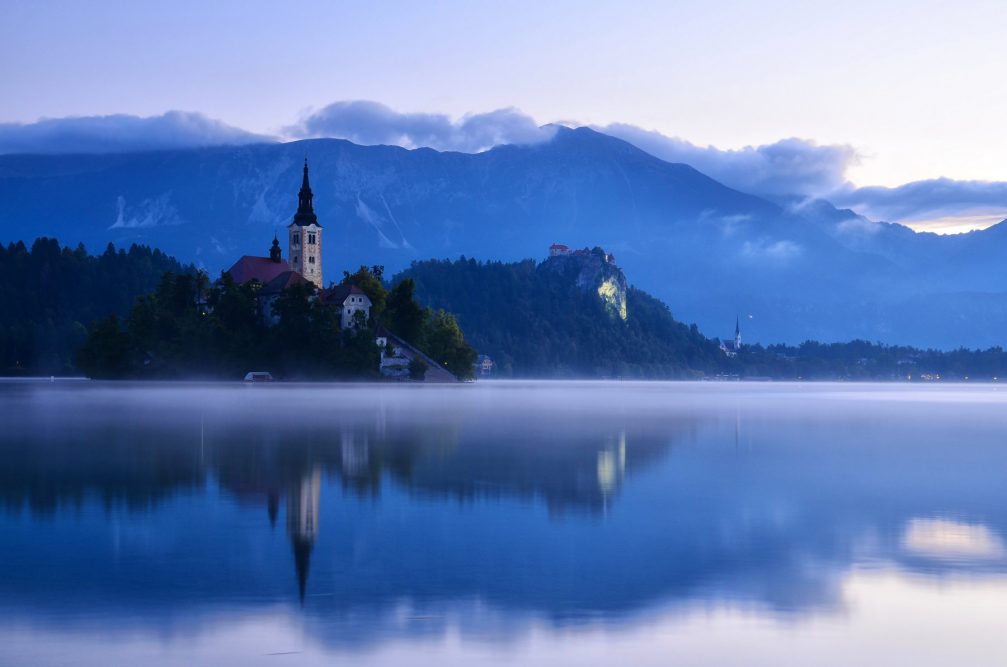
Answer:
[292, 159, 319, 228]
[287, 158, 323, 288]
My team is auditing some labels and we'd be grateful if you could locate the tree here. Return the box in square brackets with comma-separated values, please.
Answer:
[76, 315, 133, 379]
[424, 310, 477, 380]
[384, 278, 426, 343]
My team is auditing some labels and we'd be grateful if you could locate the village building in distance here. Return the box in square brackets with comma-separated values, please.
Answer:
[222, 160, 456, 381]
[719, 317, 743, 357]
[549, 243, 617, 265]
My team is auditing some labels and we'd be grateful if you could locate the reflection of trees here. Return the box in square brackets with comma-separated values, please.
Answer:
[0, 418, 207, 515]
[0, 400, 687, 601]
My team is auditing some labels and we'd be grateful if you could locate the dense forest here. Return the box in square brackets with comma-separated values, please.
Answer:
[398, 257, 1007, 381]
[0, 238, 189, 375]
[76, 265, 476, 381]
[398, 257, 725, 378]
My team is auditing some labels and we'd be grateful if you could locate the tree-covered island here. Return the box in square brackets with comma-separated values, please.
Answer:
[76, 265, 475, 381]
[3, 236, 1007, 382]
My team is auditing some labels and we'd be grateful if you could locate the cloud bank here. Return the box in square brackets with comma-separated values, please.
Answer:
[3, 101, 1006, 233]
[599, 123, 1007, 232]
[0, 111, 272, 155]
[284, 100, 555, 153]
[828, 178, 1007, 231]
[597, 123, 858, 199]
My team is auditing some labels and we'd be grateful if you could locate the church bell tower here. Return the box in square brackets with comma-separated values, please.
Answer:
[288, 159, 323, 288]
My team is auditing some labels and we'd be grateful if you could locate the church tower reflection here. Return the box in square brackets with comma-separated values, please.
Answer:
[287, 466, 321, 603]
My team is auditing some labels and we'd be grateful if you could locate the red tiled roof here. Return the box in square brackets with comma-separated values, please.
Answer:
[320, 283, 368, 305]
[260, 270, 311, 295]
[225, 256, 291, 285]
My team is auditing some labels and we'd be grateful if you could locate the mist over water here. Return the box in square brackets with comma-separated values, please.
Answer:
[2, 380, 1007, 666]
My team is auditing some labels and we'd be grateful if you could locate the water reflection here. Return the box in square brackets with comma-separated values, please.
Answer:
[2, 381, 1007, 665]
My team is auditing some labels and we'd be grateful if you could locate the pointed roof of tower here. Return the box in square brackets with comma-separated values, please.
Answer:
[735, 315, 740, 337]
[291, 535, 313, 605]
[291, 158, 320, 228]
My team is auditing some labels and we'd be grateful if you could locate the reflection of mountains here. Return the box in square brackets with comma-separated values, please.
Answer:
[5, 384, 1007, 649]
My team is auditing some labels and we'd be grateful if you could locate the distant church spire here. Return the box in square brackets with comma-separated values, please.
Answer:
[293, 158, 319, 227]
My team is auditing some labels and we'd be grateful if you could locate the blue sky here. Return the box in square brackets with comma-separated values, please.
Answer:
[3, 0, 1007, 231]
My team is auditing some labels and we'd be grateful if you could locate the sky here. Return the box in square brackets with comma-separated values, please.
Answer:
[3, 0, 1007, 232]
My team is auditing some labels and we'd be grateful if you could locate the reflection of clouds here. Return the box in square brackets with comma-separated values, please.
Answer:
[7, 570, 1007, 666]
[902, 518, 1006, 562]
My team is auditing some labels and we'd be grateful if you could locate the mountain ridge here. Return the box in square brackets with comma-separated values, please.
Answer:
[1, 126, 1005, 348]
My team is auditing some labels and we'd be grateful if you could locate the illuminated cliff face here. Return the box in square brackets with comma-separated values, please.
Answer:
[598, 277, 628, 321]
[542, 249, 629, 322]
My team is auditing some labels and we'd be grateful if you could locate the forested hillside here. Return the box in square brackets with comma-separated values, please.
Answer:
[0, 238, 190, 374]
[397, 257, 723, 378]
[396, 257, 1007, 381]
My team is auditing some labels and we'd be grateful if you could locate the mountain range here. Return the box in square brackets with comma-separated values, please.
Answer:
[1, 126, 1005, 348]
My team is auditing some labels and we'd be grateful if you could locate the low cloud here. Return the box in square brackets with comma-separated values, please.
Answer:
[601, 123, 1007, 233]
[741, 239, 803, 263]
[0, 111, 273, 155]
[598, 123, 857, 198]
[285, 100, 555, 153]
[829, 178, 1007, 231]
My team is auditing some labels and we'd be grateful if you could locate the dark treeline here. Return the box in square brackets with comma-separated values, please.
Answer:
[736, 340, 1007, 381]
[398, 257, 724, 378]
[76, 265, 476, 381]
[0, 238, 189, 375]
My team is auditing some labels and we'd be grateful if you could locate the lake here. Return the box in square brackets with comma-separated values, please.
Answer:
[2, 380, 1006, 666]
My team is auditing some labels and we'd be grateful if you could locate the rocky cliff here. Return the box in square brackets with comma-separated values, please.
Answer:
[540, 249, 628, 321]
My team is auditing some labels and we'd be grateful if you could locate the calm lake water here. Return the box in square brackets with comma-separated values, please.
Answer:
[2, 380, 1007, 666]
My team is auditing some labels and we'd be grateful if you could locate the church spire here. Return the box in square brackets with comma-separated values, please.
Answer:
[292, 158, 319, 227]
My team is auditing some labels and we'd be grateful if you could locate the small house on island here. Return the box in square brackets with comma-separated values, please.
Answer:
[320, 284, 373, 329]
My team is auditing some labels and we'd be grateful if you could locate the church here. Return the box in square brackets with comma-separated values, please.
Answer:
[719, 317, 743, 357]
[224, 159, 373, 328]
